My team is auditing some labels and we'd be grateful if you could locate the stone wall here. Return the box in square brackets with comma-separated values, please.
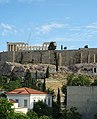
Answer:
[67, 86, 97, 119]
[1, 48, 97, 66]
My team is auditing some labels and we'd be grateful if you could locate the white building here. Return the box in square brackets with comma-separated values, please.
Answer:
[7, 87, 52, 113]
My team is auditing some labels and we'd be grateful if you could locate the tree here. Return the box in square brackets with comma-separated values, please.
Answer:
[24, 69, 32, 88]
[3, 80, 21, 91]
[0, 98, 14, 119]
[66, 107, 82, 119]
[48, 42, 56, 50]
[46, 66, 49, 78]
[91, 79, 97, 86]
[42, 78, 46, 92]
[61, 85, 67, 106]
[61, 45, 63, 50]
[39, 115, 52, 119]
[59, 107, 82, 119]
[33, 101, 52, 117]
[67, 74, 91, 86]
[27, 110, 38, 119]
[52, 101, 60, 119]
[57, 88, 61, 107]
[64, 47, 67, 50]
[0, 75, 8, 88]
[84, 45, 88, 48]
[46, 88, 55, 100]
[54, 53, 59, 71]
[14, 112, 30, 119]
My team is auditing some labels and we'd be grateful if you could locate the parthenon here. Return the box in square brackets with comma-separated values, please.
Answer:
[7, 42, 56, 51]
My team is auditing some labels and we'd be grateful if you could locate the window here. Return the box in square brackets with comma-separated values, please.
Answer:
[94, 68, 97, 73]
[24, 99, 27, 107]
[33, 100, 36, 106]
[15, 99, 19, 103]
[48, 97, 50, 106]
[44, 99, 46, 104]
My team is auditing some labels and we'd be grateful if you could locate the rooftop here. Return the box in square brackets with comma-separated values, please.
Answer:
[7, 87, 48, 95]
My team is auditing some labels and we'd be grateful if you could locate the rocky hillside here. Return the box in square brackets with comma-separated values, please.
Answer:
[0, 61, 70, 78]
[0, 61, 96, 94]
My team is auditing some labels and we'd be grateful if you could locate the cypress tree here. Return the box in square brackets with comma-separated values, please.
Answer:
[46, 66, 49, 78]
[57, 88, 61, 107]
[42, 77, 46, 92]
[24, 69, 32, 88]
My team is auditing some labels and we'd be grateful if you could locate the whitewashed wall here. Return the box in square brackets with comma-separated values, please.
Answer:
[7, 93, 52, 109]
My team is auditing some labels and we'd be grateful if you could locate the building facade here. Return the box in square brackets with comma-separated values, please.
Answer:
[7, 87, 52, 110]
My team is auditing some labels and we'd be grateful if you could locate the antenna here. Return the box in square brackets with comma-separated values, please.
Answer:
[27, 32, 32, 44]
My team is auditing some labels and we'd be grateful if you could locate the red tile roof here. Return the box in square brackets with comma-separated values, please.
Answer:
[7, 87, 48, 95]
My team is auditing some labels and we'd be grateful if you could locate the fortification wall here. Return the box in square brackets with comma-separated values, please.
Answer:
[0, 48, 97, 66]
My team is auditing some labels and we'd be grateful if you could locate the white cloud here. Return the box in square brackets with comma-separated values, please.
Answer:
[1, 23, 13, 30]
[0, 0, 45, 4]
[85, 22, 97, 29]
[0, 23, 17, 36]
[35, 23, 65, 34]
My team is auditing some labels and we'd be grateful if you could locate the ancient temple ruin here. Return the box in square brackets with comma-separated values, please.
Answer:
[7, 42, 57, 51]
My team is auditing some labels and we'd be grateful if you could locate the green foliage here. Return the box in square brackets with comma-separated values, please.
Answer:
[3, 80, 21, 91]
[66, 107, 82, 119]
[67, 74, 91, 86]
[33, 101, 52, 117]
[24, 69, 32, 88]
[91, 79, 97, 86]
[52, 101, 60, 119]
[0, 75, 8, 88]
[14, 112, 30, 119]
[59, 107, 82, 119]
[0, 98, 14, 119]
[39, 115, 52, 119]
[27, 110, 38, 119]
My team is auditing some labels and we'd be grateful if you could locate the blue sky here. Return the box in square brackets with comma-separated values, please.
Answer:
[0, 0, 97, 51]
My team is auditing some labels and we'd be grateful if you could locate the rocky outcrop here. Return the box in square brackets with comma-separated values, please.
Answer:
[0, 62, 69, 78]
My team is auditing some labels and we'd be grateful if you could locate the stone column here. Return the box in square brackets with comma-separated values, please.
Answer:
[12, 44, 14, 51]
[9, 45, 11, 51]
[13, 51, 15, 63]
[59, 53, 62, 66]
[94, 54, 96, 63]
[88, 54, 90, 63]
[11, 45, 13, 51]
[8, 44, 10, 51]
